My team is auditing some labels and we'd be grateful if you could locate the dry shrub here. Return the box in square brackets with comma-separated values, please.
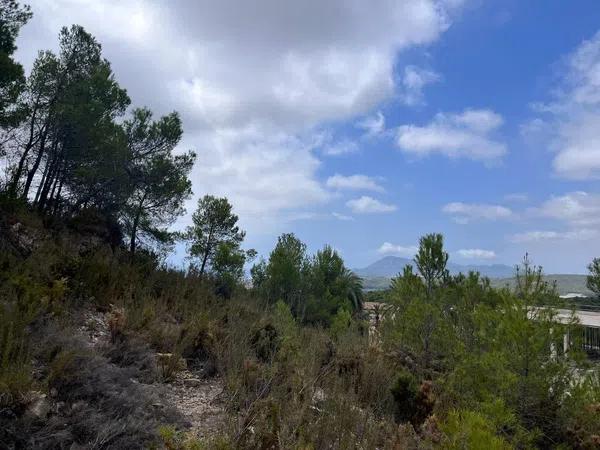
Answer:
[0, 321, 185, 449]
[104, 333, 158, 383]
[157, 352, 187, 381]
[107, 305, 127, 343]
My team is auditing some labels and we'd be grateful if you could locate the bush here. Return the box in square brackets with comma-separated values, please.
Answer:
[0, 315, 31, 409]
[391, 370, 419, 424]
[439, 410, 513, 450]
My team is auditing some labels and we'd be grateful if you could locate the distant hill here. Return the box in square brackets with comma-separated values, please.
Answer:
[490, 274, 592, 296]
[356, 256, 592, 295]
[355, 256, 514, 279]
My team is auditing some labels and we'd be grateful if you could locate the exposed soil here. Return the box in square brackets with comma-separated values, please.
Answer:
[162, 370, 226, 439]
[80, 308, 227, 439]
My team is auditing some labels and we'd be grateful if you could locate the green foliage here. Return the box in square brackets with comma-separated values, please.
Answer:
[0, 0, 32, 128]
[389, 264, 425, 308]
[439, 410, 514, 450]
[2, 209, 600, 448]
[586, 257, 600, 298]
[264, 233, 308, 313]
[260, 238, 363, 326]
[311, 245, 363, 312]
[123, 107, 195, 254]
[390, 370, 419, 423]
[212, 242, 254, 298]
[330, 307, 352, 338]
[382, 237, 598, 447]
[4, 24, 133, 213]
[0, 221, 74, 408]
[250, 257, 267, 290]
[414, 232, 449, 296]
[2, 22, 195, 259]
[0, 307, 32, 408]
[2, 17, 600, 440]
[559, 370, 600, 448]
[186, 195, 245, 276]
[158, 425, 213, 450]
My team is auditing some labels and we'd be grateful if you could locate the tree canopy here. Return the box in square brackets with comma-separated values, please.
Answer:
[186, 195, 245, 276]
[0, 0, 32, 129]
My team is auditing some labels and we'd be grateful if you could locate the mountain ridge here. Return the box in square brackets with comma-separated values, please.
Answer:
[355, 257, 592, 295]
[354, 255, 515, 279]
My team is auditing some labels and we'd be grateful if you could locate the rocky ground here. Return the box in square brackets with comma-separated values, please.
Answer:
[79, 308, 227, 440]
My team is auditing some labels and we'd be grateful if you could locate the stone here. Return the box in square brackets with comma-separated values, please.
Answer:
[183, 377, 203, 388]
[25, 392, 50, 420]
[312, 387, 326, 404]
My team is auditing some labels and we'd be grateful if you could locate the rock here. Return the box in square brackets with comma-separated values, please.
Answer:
[25, 392, 50, 420]
[312, 387, 326, 404]
[55, 401, 68, 414]
[183, 377, 203, 388]
[71, 400, 87, 413]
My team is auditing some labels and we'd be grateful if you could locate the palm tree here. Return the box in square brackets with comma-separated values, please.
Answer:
[312, 245, 364, 312]
[340, 268, 364, 312]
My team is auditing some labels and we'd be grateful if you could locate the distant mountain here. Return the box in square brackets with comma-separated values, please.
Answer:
[354, 255, 515, 279]
[354, 256, 412, 278]
[355, 256, 591, 295]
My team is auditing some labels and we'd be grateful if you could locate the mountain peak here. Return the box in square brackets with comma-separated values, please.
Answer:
[355, 255, 514, 279]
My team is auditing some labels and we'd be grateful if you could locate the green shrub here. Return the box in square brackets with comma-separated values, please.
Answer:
[0, 316, 32, 408]
[329, 307, 352, 338]
[391, 370, 419, 424]
[439, 409, 513, 450]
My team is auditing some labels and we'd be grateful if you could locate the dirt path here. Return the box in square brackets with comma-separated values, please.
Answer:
[162, 370, 227, 439]
[80, 309, 227, 439]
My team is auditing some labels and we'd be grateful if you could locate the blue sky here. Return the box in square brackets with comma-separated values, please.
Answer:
[17, 0, 600, 273]
[270, 0, 600, 273]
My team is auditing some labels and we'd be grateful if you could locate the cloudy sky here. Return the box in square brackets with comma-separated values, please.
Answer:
[16, 0, 600, 273]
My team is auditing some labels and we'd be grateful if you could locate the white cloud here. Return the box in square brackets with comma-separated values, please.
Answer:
[321, 138, 359, 156]
[508, 191, 600, 246]
[356, 111, 386, 137]
[534, 191, 600, 227]
[15, 0, 466, 233]
[378, 242, 418, 257]
[527, 31, 600, 179]
[442, 202, 512, 223]
[509, 229, 598, 243]
[519, 118, 548, 139]
[400, 65, 441, 105]
[456, 248, 496, 259]
[188, 124, 331, 229]
[332, 212, 354, 221]
[396, 109, 506, 162]
[346, 196, 397, 214]
[326, 174, 384, 192]
[451, 109, 504, 132]
[552, 114, 600, 179]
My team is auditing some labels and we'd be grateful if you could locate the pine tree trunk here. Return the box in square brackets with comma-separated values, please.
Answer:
[22, 126, 49, 200]
[129, 194, 147, 255]
[9, 104, 39, 197]
[199, 251, 209, 276]
[52, 173, 65, 216]
[37, 151, 59, 212]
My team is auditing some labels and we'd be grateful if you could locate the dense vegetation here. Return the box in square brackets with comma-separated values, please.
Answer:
[1, 2, 600, 449]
